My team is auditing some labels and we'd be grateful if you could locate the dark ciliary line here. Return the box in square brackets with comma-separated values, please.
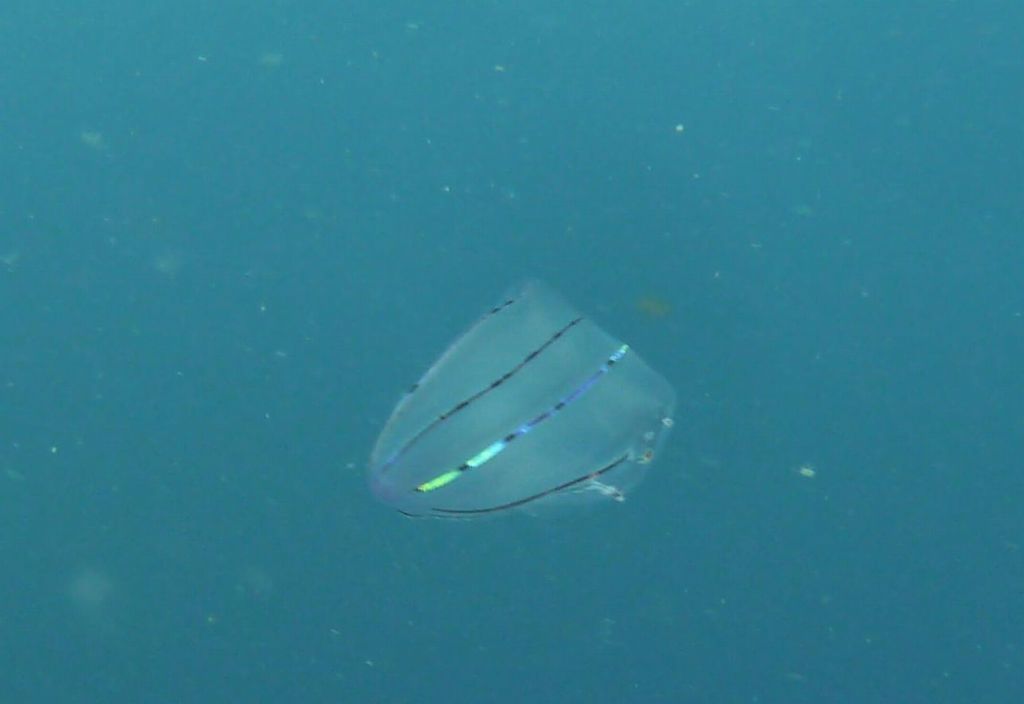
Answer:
[403, 297, 516, 396]
[437, 316, 584, 423]
[380, 312, 585, 472]
[430, 454, 631, 516]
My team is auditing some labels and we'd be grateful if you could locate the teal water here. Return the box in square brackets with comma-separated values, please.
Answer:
[2, 1, 1022, 702]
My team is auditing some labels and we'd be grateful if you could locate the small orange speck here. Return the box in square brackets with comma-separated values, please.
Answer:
[635, 296, 672, 318]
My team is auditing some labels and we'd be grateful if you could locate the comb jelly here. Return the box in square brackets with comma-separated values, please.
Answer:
[368, 281, 676, 518]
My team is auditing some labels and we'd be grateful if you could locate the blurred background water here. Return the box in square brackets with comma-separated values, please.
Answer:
[1, 1, 1022, 702]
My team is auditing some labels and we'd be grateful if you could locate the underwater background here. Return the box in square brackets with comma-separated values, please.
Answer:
[2, 1, 1022, 702]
